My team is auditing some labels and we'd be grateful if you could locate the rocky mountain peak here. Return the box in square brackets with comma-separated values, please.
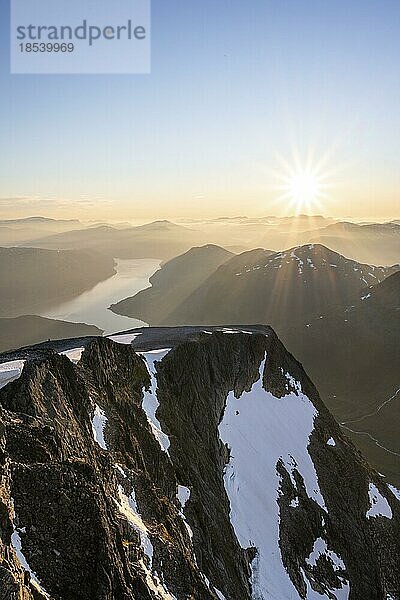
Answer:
[0, 329, 399, 599]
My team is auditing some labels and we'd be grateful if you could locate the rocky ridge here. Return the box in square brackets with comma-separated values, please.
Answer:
[0, 327, 398, 599]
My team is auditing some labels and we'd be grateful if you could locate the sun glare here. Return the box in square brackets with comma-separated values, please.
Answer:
[269, 151, 333, 215]
[286, 170, 322, 210]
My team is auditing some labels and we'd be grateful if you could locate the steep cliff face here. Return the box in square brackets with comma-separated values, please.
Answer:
[0, 329, 399, 600]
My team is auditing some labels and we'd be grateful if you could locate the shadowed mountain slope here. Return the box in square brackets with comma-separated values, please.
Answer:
[0, 315, 103, 353]
[0, 247, 116, 318]
[111, 244, 235, 324]
[282, 271, 400, 485]
[115, 244, 398, 329]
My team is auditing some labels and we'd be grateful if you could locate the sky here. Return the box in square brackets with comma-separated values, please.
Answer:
[0, 0, 399, 221]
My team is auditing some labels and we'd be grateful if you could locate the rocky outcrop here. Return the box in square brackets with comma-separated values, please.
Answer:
[0, 329, 399, 599]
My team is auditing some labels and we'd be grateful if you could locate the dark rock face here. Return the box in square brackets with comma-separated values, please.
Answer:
[0, 331, 399, 600]
[0, 340, 211, 599]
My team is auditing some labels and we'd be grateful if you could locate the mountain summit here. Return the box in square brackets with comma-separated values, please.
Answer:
[0, 327, 399, 599]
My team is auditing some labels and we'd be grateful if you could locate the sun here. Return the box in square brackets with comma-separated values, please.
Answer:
[286, 170, 322, 210]
[270, 153, 332, 214]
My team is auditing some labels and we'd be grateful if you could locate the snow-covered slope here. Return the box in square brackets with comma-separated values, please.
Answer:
[218, 356, 342, 599]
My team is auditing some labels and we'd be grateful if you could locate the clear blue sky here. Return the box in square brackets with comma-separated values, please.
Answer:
[0, 0, 399, 220]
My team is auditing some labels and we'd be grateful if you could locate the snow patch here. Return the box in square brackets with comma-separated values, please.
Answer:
[91, 405, 108, 450]
[218, 354, 327, 600]
[177, 485, 190, 509]
[0, 360, 25, 390]
[61, 347, 84, 363]
[11, 530, 51, 598]
[176, 485, 193, 540]
[140, 562, 177, 600]
[220, 328, 254, 334]
[366, 483, 392, 519]
[327, 438, 336, 447]
[290, 250, 304, 274]
[305, 538, 349, 600]
[387, 484, 400, 502]
[114, 464, 127, 478]
[10, 499, 51, 598]
[284, 371, 302, 395]
[115, 486, 176, 599]
[115, 485, 153, 563]
[306, 258, 316, 269]
[141, 349, 171, 452]
[108, 332, 141, 345]
[306, 538, 345, 570]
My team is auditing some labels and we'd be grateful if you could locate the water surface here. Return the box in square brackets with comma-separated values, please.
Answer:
[41, 258, 160, 334]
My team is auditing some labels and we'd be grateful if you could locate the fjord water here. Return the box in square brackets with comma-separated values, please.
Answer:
[40, 258, 160, 334]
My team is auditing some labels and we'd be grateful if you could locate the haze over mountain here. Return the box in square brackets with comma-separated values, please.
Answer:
[0, 247, 116, 318]
[0, 328, 399, 599]
[0, 216, 83, 245]
[303, 221, 400, 265]
[23, 220, 204, 260]
[0, 315, 103, 353]
[177, 216, 400, 266]
[3, 214, 398, 267]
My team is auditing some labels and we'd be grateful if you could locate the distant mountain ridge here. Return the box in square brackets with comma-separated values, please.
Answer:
[0, 216, 81, 226]
[23, 219, 202, 260]
[2, 215, 398, 265]
[0, 216, 84, 246]
[116, 243, 398, 328]
[304, 221, 400, 265]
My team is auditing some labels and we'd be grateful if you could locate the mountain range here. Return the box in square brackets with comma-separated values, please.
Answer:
[0, 327, 399, 599]
[112, 243, 398, 329]
[2, 215, 398, 266]
[0, 216, 83, 245]
[19, 220, 203, 260]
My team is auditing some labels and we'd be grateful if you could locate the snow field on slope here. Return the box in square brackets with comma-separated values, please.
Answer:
[140, 349, 172, 453]
[218, 355, 348, 600]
